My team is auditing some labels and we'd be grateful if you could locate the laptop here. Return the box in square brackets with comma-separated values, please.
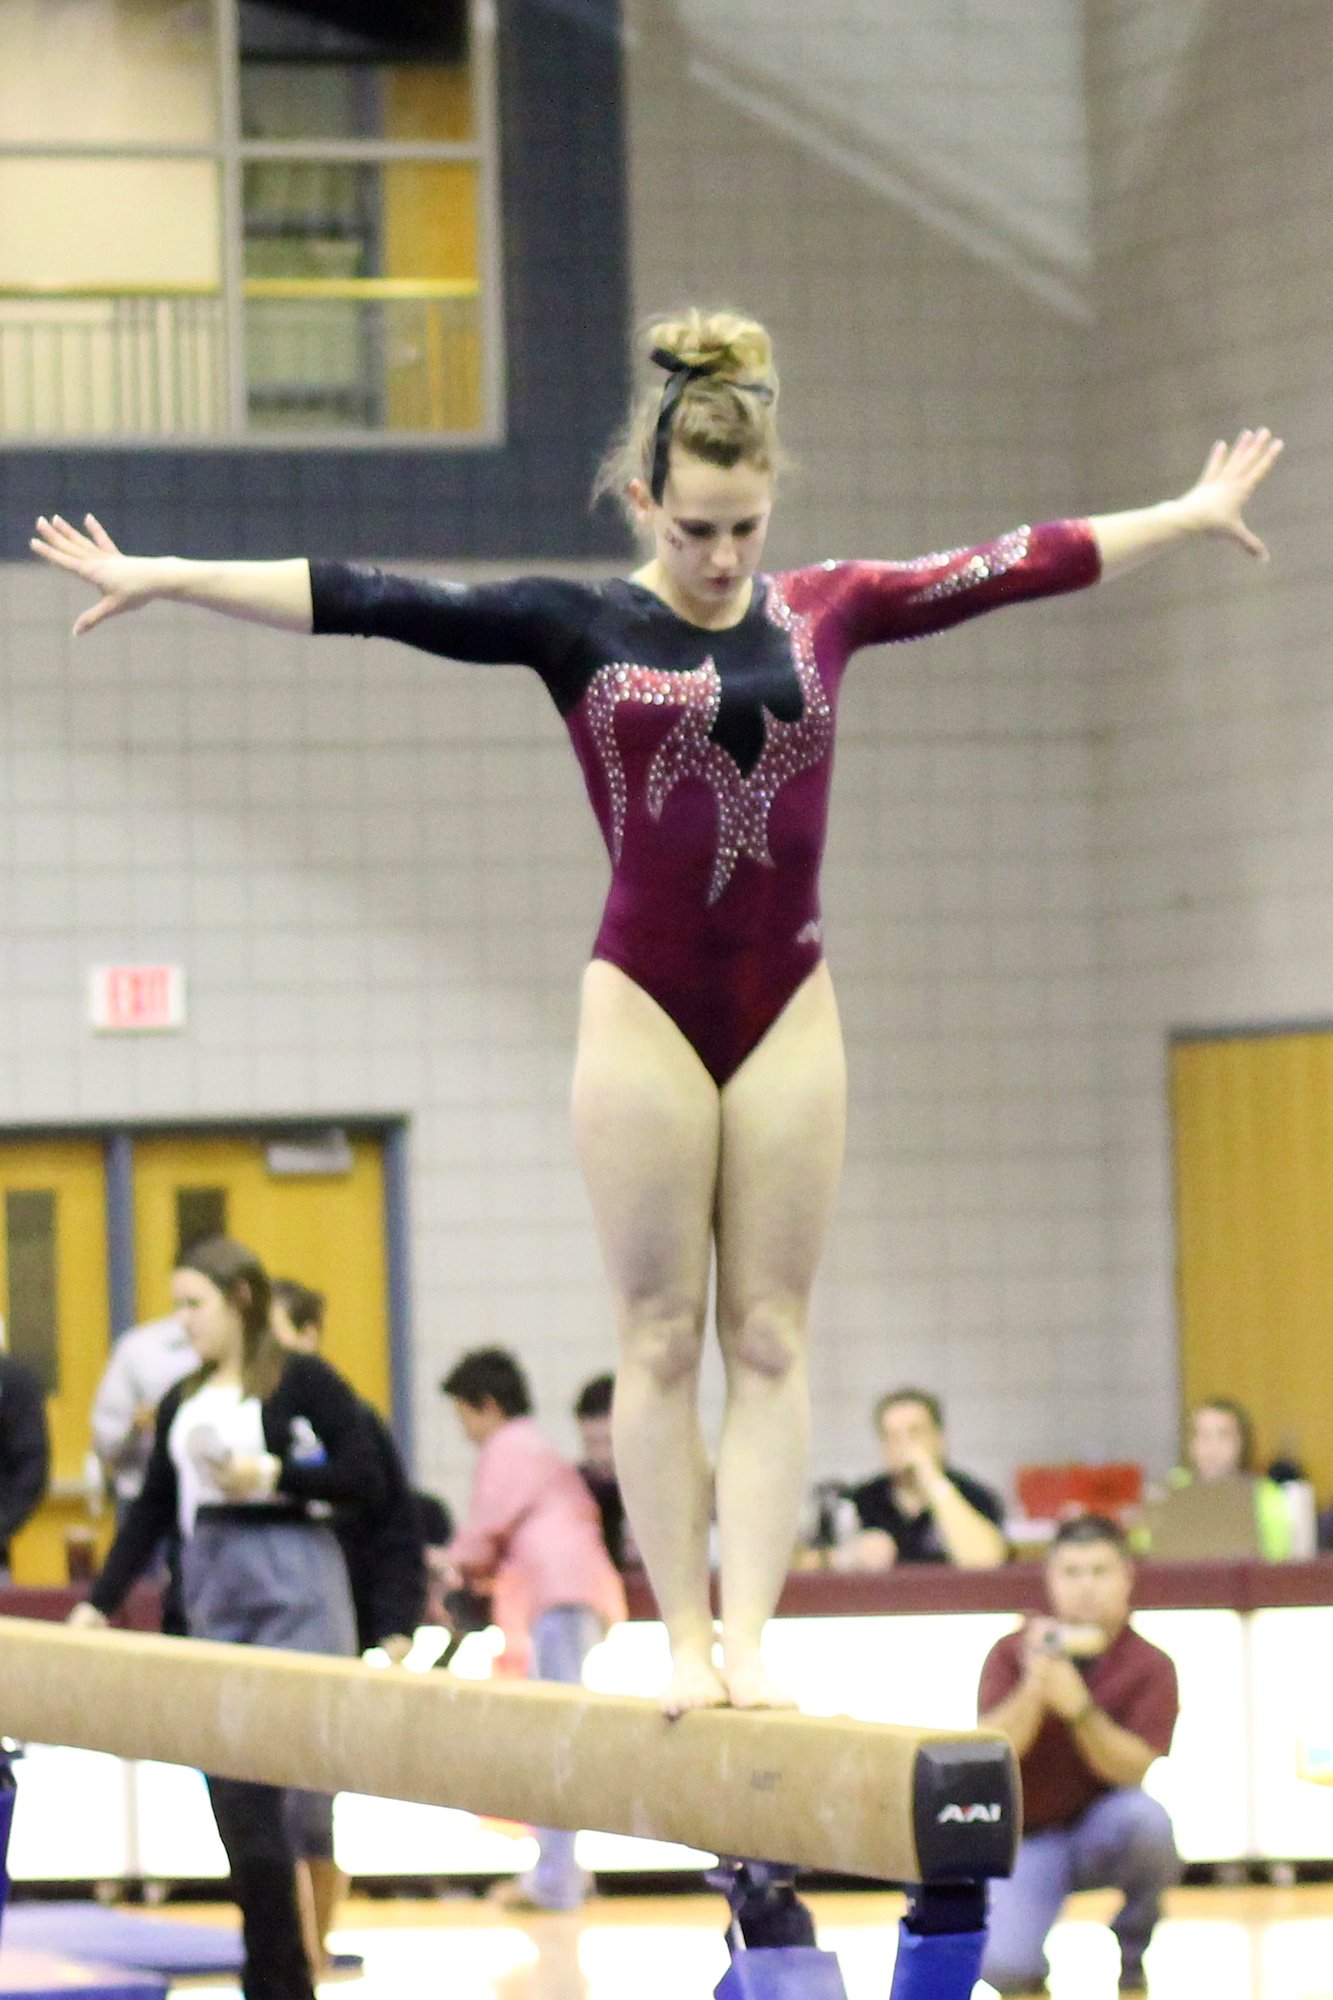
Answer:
[1137, 1473, 1264, 1560]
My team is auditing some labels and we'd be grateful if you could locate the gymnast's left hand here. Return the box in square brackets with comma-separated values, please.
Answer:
[67, 1601, 108, 1629]
[1175, 428, 1284, 559]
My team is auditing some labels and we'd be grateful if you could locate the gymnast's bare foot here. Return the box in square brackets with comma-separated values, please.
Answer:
[722, 1653, 798, 1710]
[661, 1650, 728, 1717]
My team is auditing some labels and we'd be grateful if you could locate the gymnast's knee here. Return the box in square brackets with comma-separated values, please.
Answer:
[722, 1303, 805, 1383]
[620, 1302, 706, 1390]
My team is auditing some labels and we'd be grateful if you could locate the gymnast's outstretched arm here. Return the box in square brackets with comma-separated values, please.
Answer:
[31, 512, 312, 632]
[31, 515, 589, 685]
[1088, 427, 1283, 578]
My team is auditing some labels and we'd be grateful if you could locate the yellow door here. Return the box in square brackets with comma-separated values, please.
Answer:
[1171, 1031, 1333, 1495]
[131, 1134, 392, 1417]
[0, 1139, 110, 1583]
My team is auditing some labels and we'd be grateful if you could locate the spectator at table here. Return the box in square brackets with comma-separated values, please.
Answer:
[978, 1514, 1180, 1996]
[840, 1388, 1006, 1568]
[1186, 1398, 1290, 1558]
[1134, 1397, 1292, 1560]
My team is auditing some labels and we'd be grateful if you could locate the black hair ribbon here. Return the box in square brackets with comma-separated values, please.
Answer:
[648, 346, 774, 504]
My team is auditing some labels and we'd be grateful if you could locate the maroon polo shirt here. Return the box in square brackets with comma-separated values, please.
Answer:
[977, 1622, 1179, 1831]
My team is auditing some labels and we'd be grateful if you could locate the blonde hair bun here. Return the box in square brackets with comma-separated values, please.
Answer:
[593, 307, 783, 521]
[645, 310, 776, 388]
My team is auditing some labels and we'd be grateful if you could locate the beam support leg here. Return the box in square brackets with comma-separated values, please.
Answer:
[711, 1862, 848, 2000]
[888, 1883, 988, 2000]
[0, 1741, 19, 1944]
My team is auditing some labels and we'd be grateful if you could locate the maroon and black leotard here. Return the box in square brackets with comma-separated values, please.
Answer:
[310, 520, 1099, 1085]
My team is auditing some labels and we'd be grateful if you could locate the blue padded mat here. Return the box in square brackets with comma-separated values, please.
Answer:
[2, 1909, 361, 1977]
[0, 1944, 166, 1999]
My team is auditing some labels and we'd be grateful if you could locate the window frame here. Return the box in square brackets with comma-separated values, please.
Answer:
[0, 0, 504, 448]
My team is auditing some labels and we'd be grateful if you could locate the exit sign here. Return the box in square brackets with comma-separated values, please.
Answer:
[89, 964, 187, 1033]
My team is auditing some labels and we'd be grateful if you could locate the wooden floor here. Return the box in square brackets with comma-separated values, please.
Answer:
[154, 1884, 1333, 1999]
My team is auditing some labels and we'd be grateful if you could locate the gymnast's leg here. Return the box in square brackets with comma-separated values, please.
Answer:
[713, 964, 846, 1707]
[572, 959, 721, 1715]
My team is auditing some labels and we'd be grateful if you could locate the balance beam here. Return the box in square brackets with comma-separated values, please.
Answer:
[0, 1618, 1016, 1884]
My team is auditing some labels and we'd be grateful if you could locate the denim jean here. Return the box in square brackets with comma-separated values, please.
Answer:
[981, 1787, 1179, 1993]
[522, 1604, 604, 1909]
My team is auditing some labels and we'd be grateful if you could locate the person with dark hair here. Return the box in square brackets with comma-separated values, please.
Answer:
[841, 1388, 1006, 1568]
[268, 1276, 428, 1979]
[440, 1348, 625, 1910]
[34, 332, 1282, 1715]
[977, 1515, 1180, 1996]
[270, 1277, 426, 1658]
[0, 1352, 49, 1586]
[70, 1237, 386, 2000]
[573, 1372, 631, 1570]
[441, 1347, 533, 1418]
[574, 1370, 614, 1426]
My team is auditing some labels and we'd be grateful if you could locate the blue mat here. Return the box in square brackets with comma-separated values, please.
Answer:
[0, 1945, 166, 2000]
[2, 1908, 361, 1977]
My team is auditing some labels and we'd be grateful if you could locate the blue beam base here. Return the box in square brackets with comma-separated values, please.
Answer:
[716, 1946, 849, 2000]
[0, 1748, 18, 1942]
[887, 1922, 987, 2000]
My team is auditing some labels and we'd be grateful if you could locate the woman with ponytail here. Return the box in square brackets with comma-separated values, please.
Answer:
[70, 1237, 384, 2000]
[38, 315, 1280, 1716]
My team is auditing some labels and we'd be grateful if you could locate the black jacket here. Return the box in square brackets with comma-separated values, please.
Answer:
[0, 1356, 50, 1562]
[334, 1406, 427, 1650]
[91, 1352, 386, 1616]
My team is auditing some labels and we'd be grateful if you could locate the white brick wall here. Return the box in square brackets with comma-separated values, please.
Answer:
[1085, 0, 1333, 1468]
[1, 0, 1325, 1513]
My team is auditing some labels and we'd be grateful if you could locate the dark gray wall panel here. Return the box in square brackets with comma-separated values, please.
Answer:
[1, 0, 632, 564]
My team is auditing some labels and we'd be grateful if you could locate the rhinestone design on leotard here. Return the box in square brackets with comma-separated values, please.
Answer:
[582, 580, 834, 905]
[905, 527, 1031, 604]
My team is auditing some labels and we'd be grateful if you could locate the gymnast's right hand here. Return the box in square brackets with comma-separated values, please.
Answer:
[67, 1601, 108, 1629]
[31, 513, 164, 635]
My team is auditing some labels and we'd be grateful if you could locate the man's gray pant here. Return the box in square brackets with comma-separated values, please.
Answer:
[981, 1788, 1179, 1993]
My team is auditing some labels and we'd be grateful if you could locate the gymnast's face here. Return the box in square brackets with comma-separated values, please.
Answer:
[631, 452, 774, 624]
[1045, 1538, 1133, 1635]
[174, 1267, 244, 1367]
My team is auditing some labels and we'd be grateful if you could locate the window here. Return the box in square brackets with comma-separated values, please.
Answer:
[0, 0, 497, 442]
[5, 1190, 59, 1395]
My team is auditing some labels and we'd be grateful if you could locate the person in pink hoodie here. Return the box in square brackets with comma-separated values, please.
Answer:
[439, 1348, 626, 1911]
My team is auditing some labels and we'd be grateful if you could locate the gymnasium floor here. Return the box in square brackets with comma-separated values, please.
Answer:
[156, 1884, 1333, 1999]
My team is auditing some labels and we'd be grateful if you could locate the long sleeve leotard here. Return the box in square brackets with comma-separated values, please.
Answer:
[311, 521, 1100, 1084]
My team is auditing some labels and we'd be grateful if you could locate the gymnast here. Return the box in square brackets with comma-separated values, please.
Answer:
[34, 311, 1281, 1715]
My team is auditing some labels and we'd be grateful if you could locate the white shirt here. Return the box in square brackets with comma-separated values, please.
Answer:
[168, 1381, 272, 1535]
[91, 1316, 198, 1501]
